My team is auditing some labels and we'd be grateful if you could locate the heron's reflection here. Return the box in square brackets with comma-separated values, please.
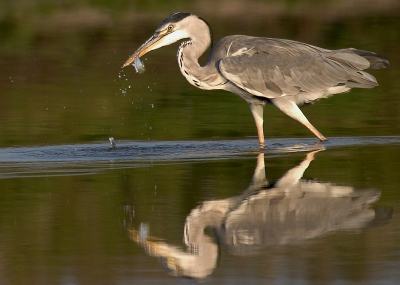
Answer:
[129, 149, 390, 279]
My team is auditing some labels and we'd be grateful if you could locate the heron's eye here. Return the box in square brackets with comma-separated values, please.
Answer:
[167, 25, 174, 32]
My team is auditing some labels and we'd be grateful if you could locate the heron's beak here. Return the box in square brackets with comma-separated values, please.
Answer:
[122, 32, 165, 68]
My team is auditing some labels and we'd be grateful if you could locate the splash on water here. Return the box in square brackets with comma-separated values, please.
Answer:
[109, 136, 117, 150]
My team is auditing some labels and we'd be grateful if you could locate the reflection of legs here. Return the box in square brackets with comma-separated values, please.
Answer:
[249, 103, 265, 146]
[306, 148, 325, 161]
[252, 153, 266, 184]
[276, 148, 324, 189]
[272, 97, 328, 141]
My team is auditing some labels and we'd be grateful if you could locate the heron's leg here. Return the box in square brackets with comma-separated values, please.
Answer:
[249, 103, 265, 146]
[272, 97, 328, 142]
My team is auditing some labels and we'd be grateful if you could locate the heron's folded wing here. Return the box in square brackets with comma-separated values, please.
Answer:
[218, 38, 360, 99]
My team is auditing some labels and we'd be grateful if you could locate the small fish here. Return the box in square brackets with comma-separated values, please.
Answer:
[133, 56, 145, 74]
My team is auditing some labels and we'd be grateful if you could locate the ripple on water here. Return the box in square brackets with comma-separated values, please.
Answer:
[0, 136, 399, 178]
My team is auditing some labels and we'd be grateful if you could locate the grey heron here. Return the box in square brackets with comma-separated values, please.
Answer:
[123, 12, 389, 146]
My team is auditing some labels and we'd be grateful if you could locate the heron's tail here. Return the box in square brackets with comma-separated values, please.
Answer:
[325, 48, 388, 89]
[329, 48, 389, 70]
[350, 49, 390, 69]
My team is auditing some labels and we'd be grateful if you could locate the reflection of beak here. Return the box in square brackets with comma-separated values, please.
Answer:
[122, 32, 163, 68]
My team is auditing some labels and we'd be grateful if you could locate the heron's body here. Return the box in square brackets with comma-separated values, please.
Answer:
[123, 12, 389, 146]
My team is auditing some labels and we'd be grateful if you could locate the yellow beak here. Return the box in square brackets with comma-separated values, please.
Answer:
[122, 32, 163, 68]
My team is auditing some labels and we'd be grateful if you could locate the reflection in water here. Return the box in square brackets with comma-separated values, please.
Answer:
[128, 150, 390, 279]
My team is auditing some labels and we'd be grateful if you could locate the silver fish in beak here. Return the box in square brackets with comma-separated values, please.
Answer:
[133, 56, 145, 74]
[122, 32, 161, 70]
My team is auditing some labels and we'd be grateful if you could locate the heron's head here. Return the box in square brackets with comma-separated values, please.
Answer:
[122, 12, 212, 68]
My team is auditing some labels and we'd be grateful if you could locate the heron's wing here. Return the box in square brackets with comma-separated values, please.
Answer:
[218, 37, 376, 100]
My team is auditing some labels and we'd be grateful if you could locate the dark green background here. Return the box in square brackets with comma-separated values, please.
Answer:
[0, 0, 399, 147]
[0, 1, 399, 284]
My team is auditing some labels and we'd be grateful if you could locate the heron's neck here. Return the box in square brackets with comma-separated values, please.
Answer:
[176, 21, 217, 90]
[177, 41, 202, 88]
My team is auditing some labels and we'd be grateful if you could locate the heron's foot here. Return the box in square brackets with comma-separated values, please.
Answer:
[319, 136, 328, 142]
[312, 141, 326, 154]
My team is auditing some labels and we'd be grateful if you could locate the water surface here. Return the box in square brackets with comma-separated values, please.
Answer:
[1, 137, 400, 284]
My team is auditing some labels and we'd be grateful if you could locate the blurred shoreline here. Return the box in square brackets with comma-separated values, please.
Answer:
[1, 0, 399, 33]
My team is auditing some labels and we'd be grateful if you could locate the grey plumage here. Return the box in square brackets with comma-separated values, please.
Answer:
[123, 12, 389, 146]
[216, 37, 386, 101]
